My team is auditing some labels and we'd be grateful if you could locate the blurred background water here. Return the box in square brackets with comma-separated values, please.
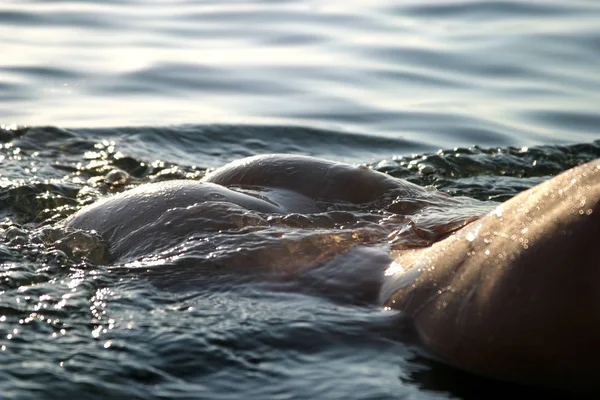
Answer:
[2, 0, 599, 149]
[1, 0, 599, 399]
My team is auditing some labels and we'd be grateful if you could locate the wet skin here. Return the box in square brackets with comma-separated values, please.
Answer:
[64, 154, 600, 392]
[382, 157, 600, 392]
[65, 154, 457, 262]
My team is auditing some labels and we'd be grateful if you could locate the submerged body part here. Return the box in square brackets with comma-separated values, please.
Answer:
[63, 154, 600, 392]
[65, 154, 471, 262]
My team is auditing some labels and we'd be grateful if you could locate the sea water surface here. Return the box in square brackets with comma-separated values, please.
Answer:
[1, 1, 600, 399]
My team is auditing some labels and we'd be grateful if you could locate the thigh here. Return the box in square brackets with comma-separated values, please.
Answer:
[383, 158, 600, 391]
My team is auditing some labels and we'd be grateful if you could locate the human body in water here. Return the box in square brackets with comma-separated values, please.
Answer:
[64, 154, 600, 393]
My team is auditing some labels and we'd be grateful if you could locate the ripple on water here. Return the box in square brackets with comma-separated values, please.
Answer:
[1, 0, 599, 147]
[0, 126, 598, 398]
[1, 0, 600, 396]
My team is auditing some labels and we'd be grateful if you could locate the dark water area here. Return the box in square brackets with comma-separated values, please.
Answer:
[1, 0, 600, 399]
[0, 125, 599, 399]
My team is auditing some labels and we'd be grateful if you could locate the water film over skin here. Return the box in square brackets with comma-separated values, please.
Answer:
[64, 154, 490, 264]
[62, 152, 600, 392]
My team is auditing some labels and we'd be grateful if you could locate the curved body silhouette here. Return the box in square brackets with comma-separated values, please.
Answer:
[64, 154, 600, 392]
[65, 155, 453, 261]
[382, 158, 600, 391]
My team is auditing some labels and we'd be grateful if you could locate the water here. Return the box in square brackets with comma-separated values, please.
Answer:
[1, 1, 600, 399]
[2, 0, 600, 148]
